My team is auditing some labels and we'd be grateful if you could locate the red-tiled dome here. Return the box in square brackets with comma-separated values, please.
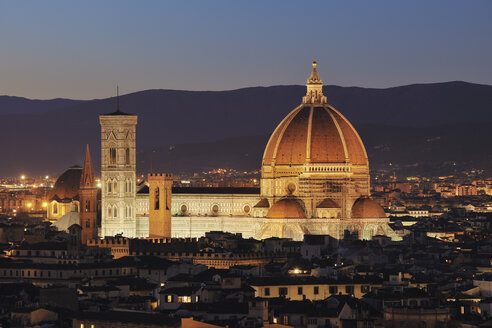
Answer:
[317, 198, 340, 208]
[266, 199, 306, 219]
[49, 166, 82, 201]
[262, 104, 368, 167]
[351, 197, 387, 219]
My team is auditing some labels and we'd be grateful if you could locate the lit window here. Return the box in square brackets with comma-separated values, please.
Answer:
[178, 296, 191, 303]
[166, 295, 173, 303]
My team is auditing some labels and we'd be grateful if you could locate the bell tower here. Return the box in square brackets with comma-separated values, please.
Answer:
[148, 173, 173, 238]
[79, 144, 98, 243]
[99, 94, 138, 238]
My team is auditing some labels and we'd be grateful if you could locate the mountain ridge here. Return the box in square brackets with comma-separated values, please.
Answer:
[1, 81, 491, 177]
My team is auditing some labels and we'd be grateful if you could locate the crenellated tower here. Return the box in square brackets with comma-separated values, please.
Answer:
[148, 173, 173, 238]
[79, 144, 99, 243]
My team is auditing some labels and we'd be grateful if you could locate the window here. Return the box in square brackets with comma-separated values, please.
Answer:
[125, 148, 130, 165]
[361, 285, 370, 293]
[53, 202, 58, 214]
[329, 286, 338, 294]
[125, 180, 132, 193]
[109, 147, 117, 165]
[265, 288, 270, 296]
[155, 187, 160, 210]
[108, 181, 113, 193]
[279, 287, 288, 296]
[297, 287, 303, 295]
[314, 286, 319, 295]
[107, 207, 112, 218]
[86, 220, 90, 228]
[166, 295, 173, 303]
[178, 296, 191, 303]
[345, 285, 354, 294]
[113, 206, 117, 218]
[113, 181, 117, 193]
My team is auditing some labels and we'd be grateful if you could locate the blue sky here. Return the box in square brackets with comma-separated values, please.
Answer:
[1, 0, 491, 99]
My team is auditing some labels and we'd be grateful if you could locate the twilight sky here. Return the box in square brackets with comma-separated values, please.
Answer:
[1, 0, 491, 100]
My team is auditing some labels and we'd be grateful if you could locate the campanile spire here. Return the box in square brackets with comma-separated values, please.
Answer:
[81, 144, 94, 188]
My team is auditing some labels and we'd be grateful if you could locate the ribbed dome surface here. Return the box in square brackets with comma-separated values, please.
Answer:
[262, 105, 367, 166]
[351, 197, 387, 219]
[50, 166, 82, 201]
[317, 198, 340, 208]
[266, 199, 306, 219]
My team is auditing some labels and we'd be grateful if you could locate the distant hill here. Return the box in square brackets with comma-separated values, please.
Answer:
[142, 122, 492, 177]
[0, 81, 491, 177]
[0, 96, 84, 115]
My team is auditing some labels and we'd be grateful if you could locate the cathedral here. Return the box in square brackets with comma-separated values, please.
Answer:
[49, 61, 400, 242]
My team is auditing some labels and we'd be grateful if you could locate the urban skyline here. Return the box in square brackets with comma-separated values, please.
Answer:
[1, 2, 491, 328]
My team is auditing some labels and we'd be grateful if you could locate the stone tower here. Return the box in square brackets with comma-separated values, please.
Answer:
[148, 173, 173, 238]
[79, 144, 99, 243]
[99, 102, 138, 238]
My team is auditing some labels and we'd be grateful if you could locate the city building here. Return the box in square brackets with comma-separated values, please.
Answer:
[98, 61, 399, 241]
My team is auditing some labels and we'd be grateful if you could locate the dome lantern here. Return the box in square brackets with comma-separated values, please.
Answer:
[303, 59, 327, 105]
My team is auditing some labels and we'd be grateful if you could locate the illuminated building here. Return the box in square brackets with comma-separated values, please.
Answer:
[47, 166, 81, 221]
[99, 104, 139, 238]
[53, 61, 399, 241]
[136, 61, 399, 241]
[78, 145, 99, 243]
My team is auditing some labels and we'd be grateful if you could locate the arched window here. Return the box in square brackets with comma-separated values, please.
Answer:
[165, 187, 169, 210]
[125, 148, 130, 165]
[113, 206, 118, 218]
[154, 187, 160, 210]
[109, 147, 117, 165]
[86, 219, 90, 228]
[108, 181, 113, 193]
[53, 202, 58, 214]
[113, 181, 117, 193]
[107, 206, 112, 218]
